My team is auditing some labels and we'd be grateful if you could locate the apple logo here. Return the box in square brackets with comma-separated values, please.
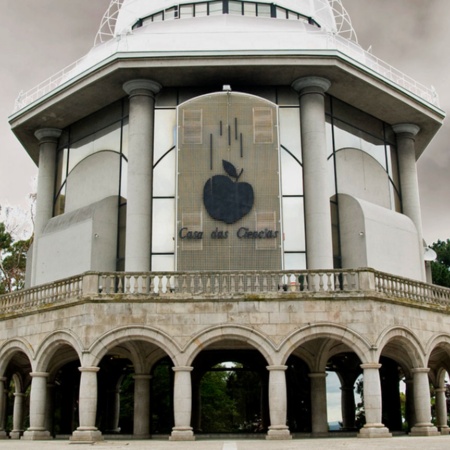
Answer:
[203, 160, 254, 224]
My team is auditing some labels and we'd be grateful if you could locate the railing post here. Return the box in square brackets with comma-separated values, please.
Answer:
[82, 273, 100, 297]
[358, 270, 376, 292]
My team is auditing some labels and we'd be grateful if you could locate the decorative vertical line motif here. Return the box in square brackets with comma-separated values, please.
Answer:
[240, 133, 243, 157]
[235, 117, 238, 140]
[210, 133, 213, 169]
[228, 124, 231, 146]
[219, 120, 223, 136]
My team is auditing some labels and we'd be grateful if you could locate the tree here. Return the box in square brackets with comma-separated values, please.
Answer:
[0, 221, 31, 294]
[430, 239, 450, 288]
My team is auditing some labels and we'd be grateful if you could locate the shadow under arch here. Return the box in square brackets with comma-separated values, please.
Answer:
[277, 323, 373, 366]
[0, 338, 34, 375]
[376, 326, 426, 369]
[33, 329, 84, 373]
[183, 324, 277, 367]
[87, 325, 182, 367]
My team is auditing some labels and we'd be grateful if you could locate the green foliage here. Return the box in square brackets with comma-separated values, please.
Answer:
[0, 221, 31, 294]
[199, 364, 264, 433]
[430, 239, 450, 288]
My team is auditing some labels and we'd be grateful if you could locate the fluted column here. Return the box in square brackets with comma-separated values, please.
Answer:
[410, 368, 439, 436]
[292, 77, 333, 270]
[309, 372, 328, 435]
[0, 378, 7, 439]
[392, 123, 425, 280]
[22, 372, 51, 440]
[266, 365, 291, 440]
[358, 364, 391, 438]
[133, 374, 151, 437]
[32, 128, 62, 286]
[170, 366, 195, 441]
[435, 387, 449, 434]
[71, 367, 102, 443]
[10, 393, 25, 439]
[123, 79, 161, 272]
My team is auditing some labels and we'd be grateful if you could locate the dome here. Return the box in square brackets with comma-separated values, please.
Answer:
[115, 0, 338, 35]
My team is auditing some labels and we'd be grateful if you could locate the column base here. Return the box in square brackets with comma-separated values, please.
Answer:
[410, 424, 440, 436]
[22, 429, 51, 440]
[439, 426, 450, 435]
[10, 430, 23, 440]
[70, 429, 103, 443]
[169, 427, 195, 441]
[266, 426, 292, 440]
[0, 431, 7, 440]
[357, 424, 392, 438]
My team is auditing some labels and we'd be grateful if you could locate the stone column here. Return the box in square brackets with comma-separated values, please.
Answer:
[292, 77, 333, 270]
[22, 372, 51, 440]
[0, 378, 7, 439]
[170, 366, 195, 441]
[45, 383, 55, 437]
[10, 393, 25, 439]
[435, 387, 449, 434]
[123, 79, 161, 272]
[266, 365, 291, 440]
[410, 368, 439, 436]
[358, 364, 391, 438]
[133, 374, 151, 437]
[392, 123, 425, 279]
[31, 128, 62, 286]
[309, 372, 328, 435]
[404, 378, 416, 432]
[71, 367, 103, 443]
[341, 385, 356, 430]
[105, 387, 121, 433]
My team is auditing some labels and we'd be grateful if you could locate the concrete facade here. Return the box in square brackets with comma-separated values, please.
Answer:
[4, 0, 448, 444]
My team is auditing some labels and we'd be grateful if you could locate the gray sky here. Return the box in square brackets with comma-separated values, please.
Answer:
[1, 0, 449, 244]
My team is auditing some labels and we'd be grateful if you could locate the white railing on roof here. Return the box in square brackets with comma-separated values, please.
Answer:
[12, 29, 439, 113]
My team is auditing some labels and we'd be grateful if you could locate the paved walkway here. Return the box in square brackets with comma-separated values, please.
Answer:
[0, 436, 449, 450]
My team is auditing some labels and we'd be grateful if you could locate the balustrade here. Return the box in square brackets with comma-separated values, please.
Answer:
[0, 269, 449, 316]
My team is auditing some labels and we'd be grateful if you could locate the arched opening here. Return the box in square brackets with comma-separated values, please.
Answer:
[191, 347, 269, 435]
[3, 351, 32, 439]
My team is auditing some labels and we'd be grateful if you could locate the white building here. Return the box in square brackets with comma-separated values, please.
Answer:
[3, 0, 449, 443]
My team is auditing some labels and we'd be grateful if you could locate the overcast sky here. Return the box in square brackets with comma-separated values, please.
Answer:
[0, 0, 448, 245]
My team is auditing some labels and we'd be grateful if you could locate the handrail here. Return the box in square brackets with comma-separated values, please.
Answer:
[0, 269, 449, 318]
[12, 26, 439, 114]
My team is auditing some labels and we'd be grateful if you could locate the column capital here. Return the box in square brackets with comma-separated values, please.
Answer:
[411, 367, 430, 374]
[78, 366, 100, 373]
[34, 128, 62, 143]
[123, 79, 162, 97]
[291, 76, 331, 95]
[308, 372, 327, 379]
[266, 365, 288, 371]
[13, 393, 26, 398]
[172, 366, 193, 373]
[29, 372, 49, 378]
[133, 374, 152, 380]
[360, 363, 381, 370]
[435, 387, 446, 393]
[392, 123, 420, 137]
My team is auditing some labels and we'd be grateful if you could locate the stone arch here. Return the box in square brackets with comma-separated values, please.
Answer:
[87, 325, 182, 367]
[278, 323, 372, 366]
[376, 326, 425, 369]
[0, 338, 34, 375]
[183, 324, 277, 367]
[34, 329, 84, 373]
[424, 334, 450, 385]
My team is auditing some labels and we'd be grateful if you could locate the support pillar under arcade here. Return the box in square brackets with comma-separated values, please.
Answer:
[266, 365, 291, 440]
[358, 364, 391, 438]
[309, 372, 328, 436]
[170, 366, 195, 441]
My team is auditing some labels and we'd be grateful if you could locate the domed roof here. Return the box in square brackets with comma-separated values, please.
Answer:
[115, 0, 338, 35]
